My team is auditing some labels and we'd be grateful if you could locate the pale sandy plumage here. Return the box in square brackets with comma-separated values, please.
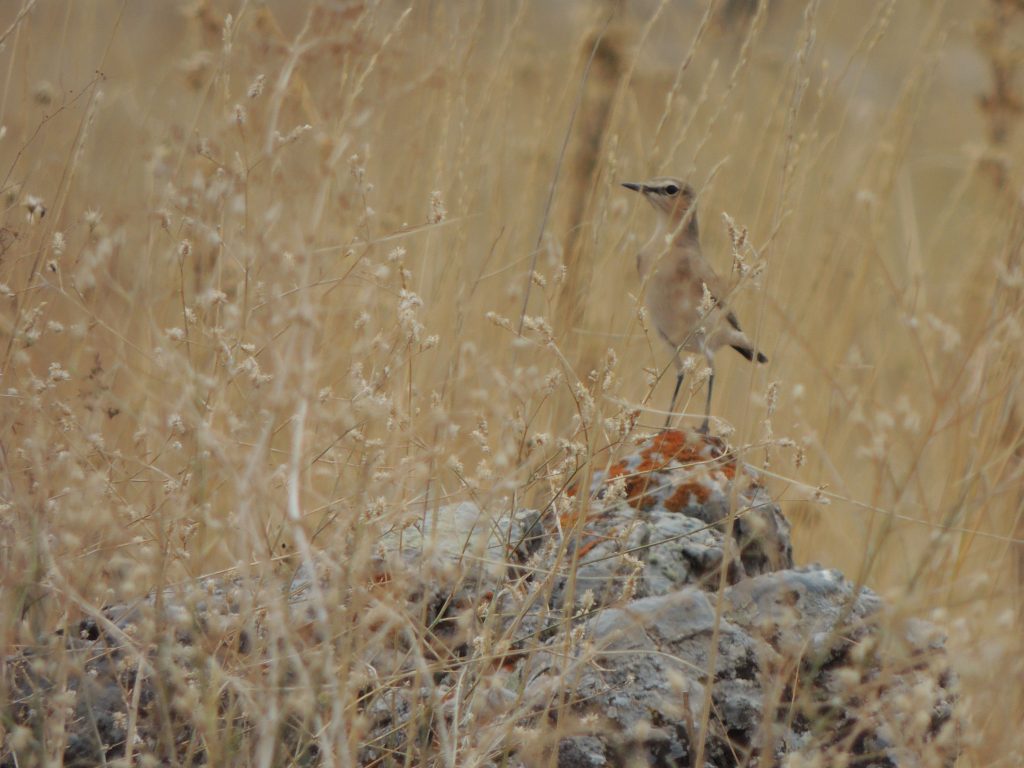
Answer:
[622, 177, 766, 431]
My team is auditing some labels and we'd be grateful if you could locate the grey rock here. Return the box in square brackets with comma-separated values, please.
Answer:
[1, 430, 957, 768]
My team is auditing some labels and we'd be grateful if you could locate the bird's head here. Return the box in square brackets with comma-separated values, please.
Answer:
[621, 177, 698, 235]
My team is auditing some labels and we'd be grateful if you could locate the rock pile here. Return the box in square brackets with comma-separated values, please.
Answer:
[3, 430, 958, 767]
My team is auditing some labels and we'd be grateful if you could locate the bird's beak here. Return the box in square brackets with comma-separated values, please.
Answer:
[621, 182, 643, 192]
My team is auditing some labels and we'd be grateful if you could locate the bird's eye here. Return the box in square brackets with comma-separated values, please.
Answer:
[664, 184, 680, 195]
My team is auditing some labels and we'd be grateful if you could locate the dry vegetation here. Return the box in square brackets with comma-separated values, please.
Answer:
[0, 0, 1022, 765]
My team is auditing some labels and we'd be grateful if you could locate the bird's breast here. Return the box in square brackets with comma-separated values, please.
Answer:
[641, 254, 704, 348]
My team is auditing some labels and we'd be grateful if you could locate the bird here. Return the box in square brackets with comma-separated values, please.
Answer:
[621, 177, 767, 432]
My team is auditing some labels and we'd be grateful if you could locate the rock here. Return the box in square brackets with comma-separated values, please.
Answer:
[524, 567, 955, 767]
[1, 430, 957, 768]
[546, 430, 793, 616]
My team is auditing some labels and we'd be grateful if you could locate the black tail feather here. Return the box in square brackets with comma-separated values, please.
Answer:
[731, 344, 768, 363]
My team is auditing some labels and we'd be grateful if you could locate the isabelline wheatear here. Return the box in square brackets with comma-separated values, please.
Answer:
[622, 177, 767, 432]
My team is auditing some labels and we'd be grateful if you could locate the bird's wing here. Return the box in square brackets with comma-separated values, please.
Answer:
[690, 253, 767, 362]
[691, 258, 741, 326]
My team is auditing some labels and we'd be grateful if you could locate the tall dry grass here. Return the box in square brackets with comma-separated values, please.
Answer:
[0, 0, 1021, 765]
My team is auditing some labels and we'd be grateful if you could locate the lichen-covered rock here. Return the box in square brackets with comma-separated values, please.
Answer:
[580, 430, 791, 575]
[1, 430, 957, 768]
[524, 567, 956, 768]
[502, 429, 956, 768]
[528, 429, 791, 622]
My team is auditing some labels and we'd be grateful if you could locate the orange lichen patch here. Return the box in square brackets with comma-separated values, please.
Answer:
[499, 653, 526, 671]
[559, 507, 597, 530]
[663, 481, 713, 512]
[608, 460, 653, 496]
[570, 527, 626, 558]
[719, 460, 737, 480]
[644, 429, 707, 466]
[633, 457, 660, 475]
[603, 458, 659, 509]
[606, 460, 631, 479]
[576, 538, 603, 558]
[625, 463, 659, 509]
[630, 481, 655, 507]
[589, 431, 738, 510]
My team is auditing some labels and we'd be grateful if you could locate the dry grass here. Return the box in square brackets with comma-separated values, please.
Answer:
[0, 0, 1021, 765]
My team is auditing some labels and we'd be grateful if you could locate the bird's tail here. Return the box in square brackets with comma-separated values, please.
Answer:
[731, 344, 768, 363]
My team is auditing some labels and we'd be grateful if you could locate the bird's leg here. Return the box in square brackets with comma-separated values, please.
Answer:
[665, 370, 684, 429]
[700, 369, 714, 434]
